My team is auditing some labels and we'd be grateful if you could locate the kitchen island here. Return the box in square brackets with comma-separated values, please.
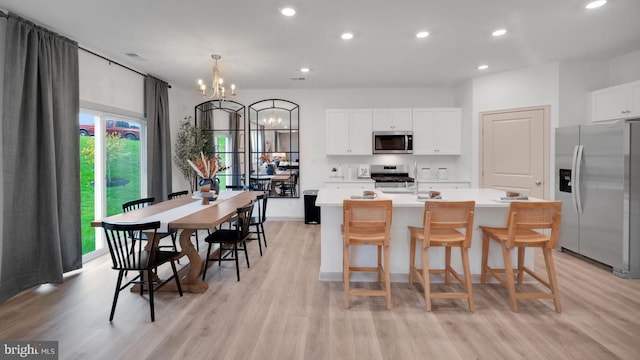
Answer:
[315, 188, 538, 282]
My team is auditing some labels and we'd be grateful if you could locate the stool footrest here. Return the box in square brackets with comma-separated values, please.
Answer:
[349, 289, 388, 297]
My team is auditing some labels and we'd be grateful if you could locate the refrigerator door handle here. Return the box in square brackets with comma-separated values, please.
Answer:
[570, 145, 579, 213]
[574, 144, 584, 214]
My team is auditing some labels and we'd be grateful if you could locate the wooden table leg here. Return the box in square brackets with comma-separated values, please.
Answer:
[135, 230, 209, 294]
[173, 229, 209, 293]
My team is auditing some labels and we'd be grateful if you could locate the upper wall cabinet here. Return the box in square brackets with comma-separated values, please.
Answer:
[372, 108, 413, 131]
[326, 109, 372, 155]
[412, 108, 462, 155]
[591, 80, 640, 122]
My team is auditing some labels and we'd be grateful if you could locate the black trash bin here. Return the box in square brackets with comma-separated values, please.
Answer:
[303, 190, 321, 224]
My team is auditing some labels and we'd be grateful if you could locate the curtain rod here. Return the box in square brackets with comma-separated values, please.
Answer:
[79, 47, 171, 88]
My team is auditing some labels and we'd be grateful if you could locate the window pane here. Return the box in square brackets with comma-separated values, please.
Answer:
[105, 117, 142, 216]
[79, 113, 96, 254]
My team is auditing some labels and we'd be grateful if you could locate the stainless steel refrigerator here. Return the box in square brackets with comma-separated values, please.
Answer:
[555, 119, 640, 278]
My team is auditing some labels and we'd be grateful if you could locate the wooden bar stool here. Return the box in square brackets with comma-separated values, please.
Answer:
[408, 201, 476, 312]
[342, 199, 393, 309]
[480, 201, 563, 312]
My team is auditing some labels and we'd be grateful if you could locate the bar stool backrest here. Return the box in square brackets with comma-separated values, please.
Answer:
[504, 201, 562, 249]
[342, 199, 393, 245]
[423, 201, 475, 248]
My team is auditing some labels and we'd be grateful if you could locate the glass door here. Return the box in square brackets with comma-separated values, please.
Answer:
[79, 109, 146, 261]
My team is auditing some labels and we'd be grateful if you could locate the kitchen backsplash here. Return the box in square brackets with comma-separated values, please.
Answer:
[328, 160, 461, 180]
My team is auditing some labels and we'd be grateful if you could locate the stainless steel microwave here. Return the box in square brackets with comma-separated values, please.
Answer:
[372, 131, 413, 154]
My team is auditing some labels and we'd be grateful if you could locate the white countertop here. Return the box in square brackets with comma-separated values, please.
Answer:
[315, 187, 532, 208]
[325, 177, 374, 183]
[324, 177, 469, 183]
[416, 179, 471, 183]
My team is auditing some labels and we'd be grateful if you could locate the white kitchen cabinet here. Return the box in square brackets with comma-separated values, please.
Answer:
[324, 179, 375, 189]
[372, 108, 413, 131]
[412, 108, 462, 155]
[591, 80, 640, 121]
[418, 181, 470, 190]
[326, 109, 373, 155]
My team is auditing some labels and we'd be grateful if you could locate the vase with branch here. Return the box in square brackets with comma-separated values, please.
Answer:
[188, 152, 231, 195]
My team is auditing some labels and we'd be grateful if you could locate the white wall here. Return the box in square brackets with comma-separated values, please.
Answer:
[453, 79, 474, 184]
[471, 62, 560, 192]
[78, 51, 144, 117]
[559, 61, 609, 126]
[609, 50, 640, 86]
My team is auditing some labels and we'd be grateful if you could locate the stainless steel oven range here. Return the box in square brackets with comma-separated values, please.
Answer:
[370, 164, 415, 189]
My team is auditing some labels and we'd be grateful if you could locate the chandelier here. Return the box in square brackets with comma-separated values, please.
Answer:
[263, 110, 283, 127]
[197, 54, 236, 100]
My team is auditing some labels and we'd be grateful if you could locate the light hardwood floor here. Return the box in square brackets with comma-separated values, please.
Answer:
[1, 221, 639, 360]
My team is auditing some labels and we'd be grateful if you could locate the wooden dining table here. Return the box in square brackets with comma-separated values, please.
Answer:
[91, 190, 260, 293]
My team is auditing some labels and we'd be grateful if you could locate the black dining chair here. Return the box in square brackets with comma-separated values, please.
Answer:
[168, 190, 188, 199]
[278, 171, 298, 197]
[231, 191, 268, 255]
[250, 178, 272, 193]
[202, 202, 254, 282]
[122, 197, 178, 253]
[102, 220, 183, 322]
[241, 191, 269, 256]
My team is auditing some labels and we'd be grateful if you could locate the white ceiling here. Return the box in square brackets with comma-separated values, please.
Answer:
[1, 0, 640, 90]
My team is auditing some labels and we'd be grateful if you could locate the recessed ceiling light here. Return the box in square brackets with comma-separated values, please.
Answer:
[585, 0, 607, 9]
[281, 7, 296, 16]
[478, 64, 489, 70]
[341, 32, 354, 40]
[300, 67, 310, 73]
[492, 29, 507, 37]
[416, 31, 429, 39]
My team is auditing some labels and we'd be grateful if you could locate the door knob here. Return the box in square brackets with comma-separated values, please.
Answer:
[535, 180, 542, 185]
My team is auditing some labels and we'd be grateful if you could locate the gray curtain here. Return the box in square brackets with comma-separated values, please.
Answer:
[0, 14, 82, 303]
[145, 76, 171, 201]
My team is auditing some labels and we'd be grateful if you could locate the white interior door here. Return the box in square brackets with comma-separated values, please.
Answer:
[480, 106, 549, 199]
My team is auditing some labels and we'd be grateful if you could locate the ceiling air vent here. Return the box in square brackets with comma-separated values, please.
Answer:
[290, 77, 306, 81]
[125, 52, 144, 59]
